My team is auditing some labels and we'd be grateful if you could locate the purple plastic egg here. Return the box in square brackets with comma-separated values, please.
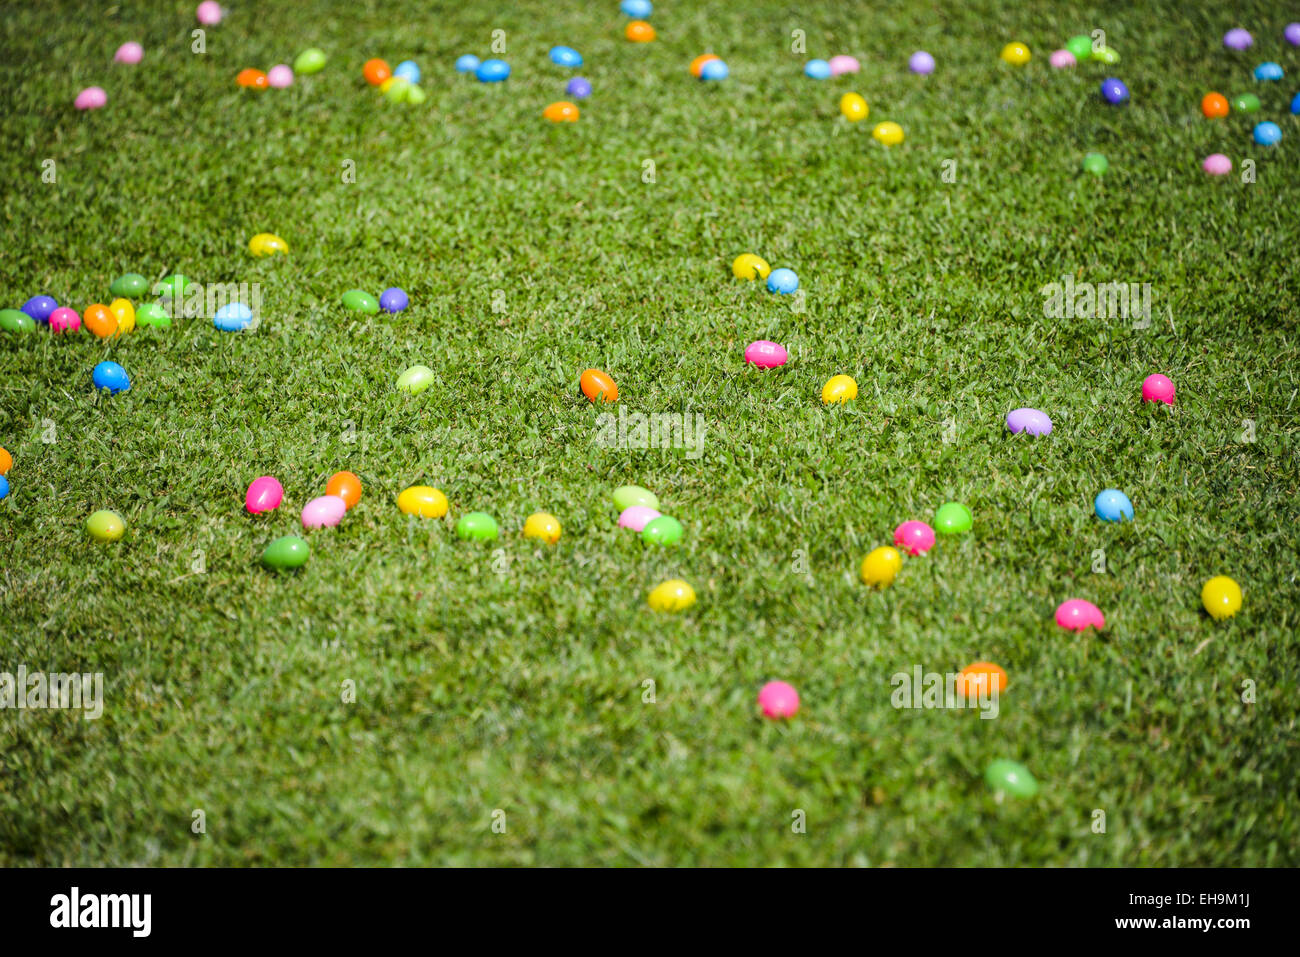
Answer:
[1006, 408, 1053, 436]
[1287, 23, 1300, 46]
[379, 287, 409, 312]
[566, 76, 592, 99]
[1224, 28, 1252, 50]
[22, 296, 58, 321]
[908, 51, 935, 74]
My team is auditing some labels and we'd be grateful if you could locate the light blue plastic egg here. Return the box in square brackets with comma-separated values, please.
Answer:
[455, 54, 481, 73]
[92, 361, 130, 394]
[1254, 121, 1282, 145]
[1254, 62, 1283, 82]
[767, 268, 799, 294]
[700, 59, 729, 80]
[804, 59, 831, 79]
[1094, 489, 1134, 522]
[393, 60, 421, 84]
[620, 0, 652, 17]
[214, 302, 253, 332]
[476, 59, 510, 82]
[550, 46, 582, 68]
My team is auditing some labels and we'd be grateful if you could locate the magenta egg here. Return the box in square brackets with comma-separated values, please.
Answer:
[1055, 599, 1105, 632]
[617, 505, 661, 531]
[893, 520, 936, 556]
[302, 495, 347, 529]
[48, 307, 81, 333]
[114, 42, 143, 64]
[1202, 153, 1232, 176]
[828, 55, 860, 75]
[267, 64, 294, 88]
[245, 476, 284, 514]
[1141, 373, 1175, 405]
[1049, 49, 1076, 68]
[758, 681, 800, 718]
[744, 340, 788, 369]
[74, 87, 107, 110]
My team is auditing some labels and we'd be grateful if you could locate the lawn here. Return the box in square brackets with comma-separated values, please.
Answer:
[0, 0, 1297, 866]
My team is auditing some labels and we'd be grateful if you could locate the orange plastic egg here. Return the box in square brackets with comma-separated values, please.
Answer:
[83, 303, 118, 338]
[957, 662, 1007, 699]
[363, 58, 391, 86]
[543, 101, 580, 122]
[580, 368, 618, 403]
[626, 21, 656, 43]
[237, 68, 268, 90]
[0, 446, 11, 475]
[690, 54, 720, 77]
[325, 470, 362, 509]
[1201, 92, 1229, 118]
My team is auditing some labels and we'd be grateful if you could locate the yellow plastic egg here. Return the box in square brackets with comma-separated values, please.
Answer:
[1201, 576, 1242, 620]
[860, 546, 902, 588]
[397, 485, 448, 518]
[249, 232, 289, 256]
[523, 512, 562, 544]
[648, 579, 696, 612]
[1000, 42, 1031, 66]
[732, 253, 771, 280]
[108, 298, 135, 334]
[872, 121, 904, 145]
[840, 92, 868, 122]
[821, 374, 858, 404]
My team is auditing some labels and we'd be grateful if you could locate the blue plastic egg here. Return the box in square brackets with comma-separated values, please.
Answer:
[214, 302, 253, 331]
[379, 287, 409, 313]
[0, 474, 8, 500]
[566, 76, 592, 98]
[1293, 90, 1300, 114]
[700, 59, 729, 80]
[22, 295, 57, 321]
[1254, 62, 1283, 82]
[1094, 489, 1134, 522]
[804, 59, 832, 79]
[767, 268, 799, 294]
[92, 361, 130, 394]
[550, 46, 582, 68]
[1253, 121, 1282, 145]
[1100, 77, 1129, 104]
[476, 59, 510, 82]
[456, 54, 481, 73]
[393, 60, 421, 84]
[620, 0, 652, 17]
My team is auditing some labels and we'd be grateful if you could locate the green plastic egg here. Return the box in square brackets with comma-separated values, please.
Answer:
[641, 515, 683, 546]
[86, 509, 126, 542]
[396, 364, 435, 394]
[384, 77, 411, 103]
[1231, 93, 1261, 113]
[406, 85, 427, 105]
[1081, 152, 1108, 176]
[263, 534, 310, 569]
[1065, 35, 1092, 60]
[294, 48, 327, 75]
[1091, 46, 1119, 64]
[110, 273, 149, 297]
[934, 502, 973, 534]
[341, 289, 379, 313]
[156, 274, 194, 300]
[612, 485, 660, 512]
[984, 760, 1039, 798]
[0, 309, 35, 333]
[136, 302, 172, 328]
[456, 512, 499, 541]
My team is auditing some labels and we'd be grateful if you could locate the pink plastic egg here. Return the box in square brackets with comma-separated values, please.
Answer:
[1141, 373, 1175, 405]
[618, 505, 661, 531]
[1202, 154, 1232, 176]
[302, 494, 347, 529]
[267, 64, 294, 88]
[48, 307, 81, 333]
[1055, 599, 1105, 632]
[114, 42, 143, 64]
[744, 340, 788, 369]
[758, 681, 800, 719]
[828, 55, 860, 75]
[74, 87, 107, 110]
[893, 520, 936, 555]
[245, 476, 284, 514]
[196, 1, 224, 25]
[1049, 49, 1076, 68]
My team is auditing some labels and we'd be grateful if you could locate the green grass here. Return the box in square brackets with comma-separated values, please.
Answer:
[1, 0, 1298, 866]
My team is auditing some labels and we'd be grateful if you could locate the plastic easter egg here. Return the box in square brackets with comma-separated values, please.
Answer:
[821, 374, 857, 405]
[393, 60, 421, 84]
[690, 54, 720, 77]
[86, 509, 126, 542]
[699, 59, 728, 81]
[860, 546, 902, 587]
[612, 485, 660, 512]
[1094, 489, 1133, 522]
[1288, 23, 1300, 46]
[213, 302, 253, 331]
[1254, 62, 1283, 82]
[543, 101, 580, 122]
[909, 51, 935, 74]
[767, 268, 798, 294]
[732, 253, 770, 280]
[325, 471, 362, 509]
[92, 361, 130, 394]
[1253, 122, 1281, 146]
[397, 485, 448, 518]
[1223, 28, 1252, 50]
[626, 21, 656, 43]
[108, 298, 135, 334]
[1049, 49, 1076, 69]
[396, 365, 435, 395]
[893, 520, 936, 555]
[378, 288, 408, 312]
[0, 309, 34, 333]
[757, 681, 800, 719]
[621, 0, 652, 17]
[840, 92, 868, 121]
[550, 46, 582, 68]
[341, 289, 379, 313]
[49, 307, 81, 333]
[1081, 152, 1108, 175]
[804, 59, 831, 79]
[957, 662, 1007, 699]
[934, 501, 973, 535]
[21, 296, 57, 321]
[617, 505, 661, 531]
[156, 274, 194, 301]
[872, 121, 904, 145]
[828, 54, 860, 75]
[1201, 92, 1229, 118]
[267, 64, 294, 88]
[0, 447, 10, 475]
[523, 512, 562, 544]
[83, 303, 117, 338]
[245, 476, 284, 513]
[567, 77, 592, 98]
[1100, 78, 1129, 104]
[1202, 153, 1232, 175]
[580, 368, 618, 403]
[1055, 598, 1105, 631]
[456, 511, 499, 541]
[647, 579, 695, 612]
[984, 760, 1038, 798]
[641, 515, 683, 546]
[1065, 35, 1092, 59]
[384, 77, 413, 103]
[1141, 373, 1175, 404]
[110, 273, 149, 297]
[405, 85, 427, 105]
[476, 59, 511, 82]
[115, 42, 143, 64]
[75, 87, 107, 110]
[263, 535, 310, 570]
[1092, 46, 1119, 64]
[294, 48, 327, 74]
[237, 68, 268, 90]
[363, 59, 391, 86]
[196, 1, 223, 25]
[1292, 91, 1300, 115]
[455, 54, 481, 73]
[0, 475, 6, 500]
[1000, 42, 1031, 66]
[1006, 407, 1052, 436]
[136, 302, 170, 328]
[302, 495, 347, 529]
[1201, 576, 1242, 620]
[744, 340, 788, 369]
[1231, 92, 1261, 112]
